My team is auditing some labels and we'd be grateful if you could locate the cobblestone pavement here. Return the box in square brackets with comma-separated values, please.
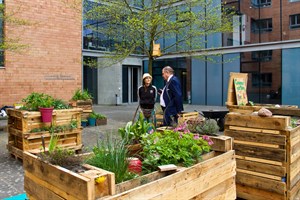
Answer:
[0, 103, 227, 199]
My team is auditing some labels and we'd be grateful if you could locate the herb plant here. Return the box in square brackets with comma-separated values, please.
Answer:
[86, 135, 137, 183]
[196, 119, 219, 136]
[140, 130, 212, 173]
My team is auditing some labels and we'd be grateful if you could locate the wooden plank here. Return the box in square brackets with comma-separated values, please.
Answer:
[225, 129, 286, 146]
[290, 156, 300, 189]
[225, 113, 290, 131]
[288, 179, 300, 200]
[236, 171, 286, 195]
[234, 143, 286, 162]
[24, 173, 72, 200]
[236, 184, 285, 200]
[237, 169, 282, 181]
[227, 125, 281, 134]
[236, 158, 286, 177]
[192, 177, 236, 200]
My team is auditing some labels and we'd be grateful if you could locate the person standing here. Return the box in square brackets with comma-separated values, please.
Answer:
[159, 66, 183, 126]
[138, 73, 157, 122]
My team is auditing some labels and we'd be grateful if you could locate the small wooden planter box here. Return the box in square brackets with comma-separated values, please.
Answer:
[96, 118, 107, 126]
[7, 108, 83, 159]
[70, 99, 93, 120]
[224, 112, 300, 200]
[24, 136, 236, 200]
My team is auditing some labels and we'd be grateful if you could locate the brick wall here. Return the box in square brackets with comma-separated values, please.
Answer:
[0, 0, 82, 106]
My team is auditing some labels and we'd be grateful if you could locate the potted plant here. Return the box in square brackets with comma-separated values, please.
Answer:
[95, 113, 107, 126]
[22, 92, 55, 123]
[81, 119, 88, 128]
[87, 111, 97, 126]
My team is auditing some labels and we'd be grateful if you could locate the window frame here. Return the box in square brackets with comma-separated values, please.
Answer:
[290, 14, 300, 29]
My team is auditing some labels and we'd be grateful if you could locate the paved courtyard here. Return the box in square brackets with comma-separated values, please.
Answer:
[0, 103, 227, 199]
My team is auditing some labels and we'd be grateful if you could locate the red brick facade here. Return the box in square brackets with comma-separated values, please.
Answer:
[0, 0, 82, 106]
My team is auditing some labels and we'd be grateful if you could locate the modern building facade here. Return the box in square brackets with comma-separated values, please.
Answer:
[0, 1, 82, 106]
[82, 0, 300, 107]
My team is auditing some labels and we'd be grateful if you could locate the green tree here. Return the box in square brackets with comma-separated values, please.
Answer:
[83, 0, 235, 74]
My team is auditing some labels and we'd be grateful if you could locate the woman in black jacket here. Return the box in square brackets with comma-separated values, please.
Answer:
[138, 73, 157, 121]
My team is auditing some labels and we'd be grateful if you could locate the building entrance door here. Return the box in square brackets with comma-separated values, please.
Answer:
[122, 65, 140, 103]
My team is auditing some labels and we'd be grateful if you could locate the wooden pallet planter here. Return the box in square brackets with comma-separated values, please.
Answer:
[24, 136, 236, 200]
[70, 99, 93, 120]
[7, 108, 83, 159]
[224, 112, 300, 200]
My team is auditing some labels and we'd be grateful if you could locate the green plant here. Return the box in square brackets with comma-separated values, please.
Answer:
[196, 119, 219, 136]
[52, 99, 70, 109]
[89, 112, 97, 119]
[86, 135, 137, 183]
[95, 113, 106, 119]
[71, 89, 93, 101]
[140, 130, 212, 173]
[118, 113, 153, 145]
[22, 92, 55, 111]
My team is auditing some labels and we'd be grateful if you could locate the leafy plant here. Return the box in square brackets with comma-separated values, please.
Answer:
[89, 112, 97, 119]
[22, 92, 55, 111]
[71, 89, 93, 101]
[118, 113, 153, 145]
[95, 113, 106, 119]
[52, 99, 70, 109]
[86, 135, 137, 183]
[140, 130, 212, 173]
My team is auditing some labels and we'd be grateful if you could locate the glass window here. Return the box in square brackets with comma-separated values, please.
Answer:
[252, 50, 272, 61]
[290, 14, 300, 29]
[251, 0, 272, 7]
[251, 18, 273, 32]
[289, 0, 300, 2]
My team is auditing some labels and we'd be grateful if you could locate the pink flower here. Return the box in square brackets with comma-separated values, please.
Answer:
[202, 135, 214, 145]
[193, 134, 199, 139]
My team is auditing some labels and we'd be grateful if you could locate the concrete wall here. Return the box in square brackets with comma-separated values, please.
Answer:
[0, 0, 82, 105]
[97, 56, 142, 105]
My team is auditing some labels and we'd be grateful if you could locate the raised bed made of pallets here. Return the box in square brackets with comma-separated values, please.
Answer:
[224, 112, 300, 200]
[227, 104, 298, 116]
[7, 108, 83, 159]
[23, 135, 236, 200]
[70, 100, 93, 120]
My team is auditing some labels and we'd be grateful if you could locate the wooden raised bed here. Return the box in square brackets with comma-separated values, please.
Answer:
[24, 136, 236, 200]
[224, 112, 300, 200]
[7, 108, 83, 159]
[156, 111, 199, 127]
[70, 99, 93, 120]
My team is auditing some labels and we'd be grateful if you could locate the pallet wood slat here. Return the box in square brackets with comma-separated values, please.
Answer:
[225, 112, 300, 200]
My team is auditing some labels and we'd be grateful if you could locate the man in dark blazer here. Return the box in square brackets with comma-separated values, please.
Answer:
[159, 66, 184, 126]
